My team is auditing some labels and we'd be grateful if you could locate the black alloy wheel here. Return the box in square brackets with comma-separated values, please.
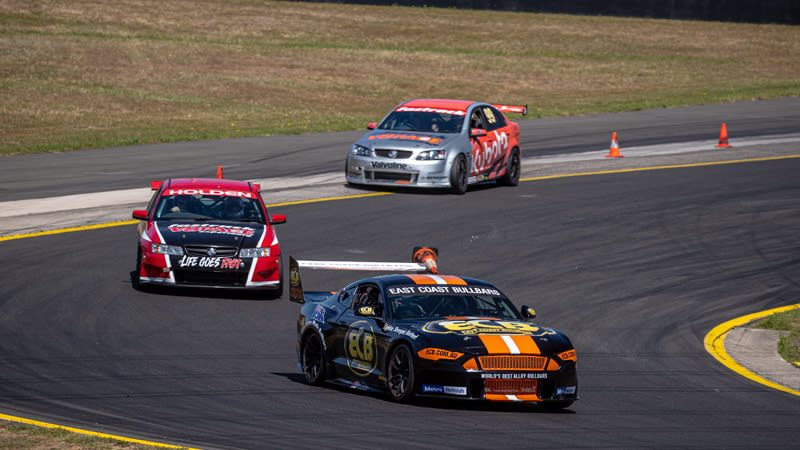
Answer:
[387, 344, 416, 402]
[302, 332, 326, 385]
[498, 148, 520, 186]
[449, 154, 468, 194]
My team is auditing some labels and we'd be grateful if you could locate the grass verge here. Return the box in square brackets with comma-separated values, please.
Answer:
[1, 0, 800, 156]
[0, 420, 163, 449]
[753, 308, 800, 367]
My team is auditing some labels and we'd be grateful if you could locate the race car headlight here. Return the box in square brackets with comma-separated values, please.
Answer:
[240, 247, 271, 258]
[416, 150, 446, 160]
[151, 243, 184, 256]
[351, 144, 371, 156]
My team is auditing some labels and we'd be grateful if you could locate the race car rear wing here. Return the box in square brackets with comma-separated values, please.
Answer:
[289, 247, 438, 304]
[491, 104, 528, 116]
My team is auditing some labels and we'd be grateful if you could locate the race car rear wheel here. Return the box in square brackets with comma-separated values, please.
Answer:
[301, 332, 326, 385]
[498, 147, 520, 186]
[449, 154, 468, 195]
[387, 344, 416, 402]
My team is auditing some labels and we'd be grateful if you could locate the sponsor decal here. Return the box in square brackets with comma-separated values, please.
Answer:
[346, 320, 377, 377]
[387, 285, 503, 297]
[312, 305, 325, 323]
[178, 255, 244, 269]
[367, 134, 443, 144]
[422, 175, 448, 180]
[167, 224, 256, 237]
[421, 384, 468, 396]
[558, 349, 577, 362]
[370, 161, 409, 170]
[423, 319, 556, 336]
[481, 373, 548, 379]
[418, 347, 463, 361]
[164, 189, 255, 198]
[556, 386, 577, 395]
[471, 130, 509, 174]
[395, 106, 466, 116]
[383, 324, 420, 340]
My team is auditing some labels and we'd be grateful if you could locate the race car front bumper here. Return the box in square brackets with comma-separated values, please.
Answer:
[414, 356, 578, 403]
[346, 155, 453, 188]
[137, 249, 281, 290]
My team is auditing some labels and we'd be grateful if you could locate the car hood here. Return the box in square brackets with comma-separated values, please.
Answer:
[392, 318, 573, 355]
[358, 130, 457, 149]
[153, 221, 267, 248]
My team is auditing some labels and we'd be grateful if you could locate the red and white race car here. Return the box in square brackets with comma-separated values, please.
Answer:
[345, 99, 527, 194]
[132, 177, 286, 296]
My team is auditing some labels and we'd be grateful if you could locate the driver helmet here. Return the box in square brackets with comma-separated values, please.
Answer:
[224, 197, 245, 218]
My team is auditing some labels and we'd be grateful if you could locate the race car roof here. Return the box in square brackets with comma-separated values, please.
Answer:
[398, 98, 476, 113]
[164, 178, 256, 192]
[353, 273, 502, 290]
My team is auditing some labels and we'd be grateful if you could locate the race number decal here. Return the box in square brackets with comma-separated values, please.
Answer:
[346, 320, 377, 376]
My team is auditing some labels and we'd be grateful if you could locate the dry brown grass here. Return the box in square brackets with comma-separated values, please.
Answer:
[0, 0, 798, 155]
[0, 420, 162, 449]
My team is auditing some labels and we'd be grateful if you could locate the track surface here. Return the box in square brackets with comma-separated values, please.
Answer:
[1, 99, 799, 449]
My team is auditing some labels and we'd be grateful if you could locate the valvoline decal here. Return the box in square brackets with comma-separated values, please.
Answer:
[422, 319, 556, 336]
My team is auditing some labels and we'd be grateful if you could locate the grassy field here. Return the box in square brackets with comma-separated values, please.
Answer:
[1, 0, 799, 156]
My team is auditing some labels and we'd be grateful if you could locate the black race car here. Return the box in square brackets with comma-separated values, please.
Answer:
[289, 248, 578, 409]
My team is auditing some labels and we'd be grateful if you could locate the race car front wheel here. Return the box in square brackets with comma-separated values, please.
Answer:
[301, 332, 326, 385]
[449, 154, 467, 195]
[387, 344, 416, 402]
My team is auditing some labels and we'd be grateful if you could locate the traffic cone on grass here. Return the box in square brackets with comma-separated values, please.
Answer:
[715, 123, 732, 148]
[606, 132, 623, 157]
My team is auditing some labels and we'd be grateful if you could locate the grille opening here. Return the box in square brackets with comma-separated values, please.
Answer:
[184, 245, 238, 257]
[478, 355, 547, 371]
[369, 171, 414, 182]
[484, 379, 537, 395]
[375, 149, 413, 159]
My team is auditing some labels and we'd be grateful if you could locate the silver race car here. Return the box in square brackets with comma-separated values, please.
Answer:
[345, 99, 527, 194]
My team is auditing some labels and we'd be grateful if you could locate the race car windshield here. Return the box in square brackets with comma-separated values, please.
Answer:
[378, 111, 464, 134]
[153, 194, 265, 223]
[389, 293, 520, 321]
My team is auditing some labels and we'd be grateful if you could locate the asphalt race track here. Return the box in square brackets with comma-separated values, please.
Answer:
[1, 98, 799, 449]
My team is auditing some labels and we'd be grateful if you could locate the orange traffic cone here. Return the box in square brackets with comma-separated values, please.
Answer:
[715, 123, 732, 148]
[606, 132, 623, 157]
[216, 165, 224, 179]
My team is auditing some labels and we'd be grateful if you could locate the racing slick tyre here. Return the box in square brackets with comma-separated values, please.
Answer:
[132, 246, 143, 289]
[449, 154, 468, 195]
[498, 147, 520, 186]
[301, 332, 326, 385]
[386, 344, 417, 402]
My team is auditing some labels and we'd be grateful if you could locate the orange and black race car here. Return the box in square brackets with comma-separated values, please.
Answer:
[290, 248, 578, 409]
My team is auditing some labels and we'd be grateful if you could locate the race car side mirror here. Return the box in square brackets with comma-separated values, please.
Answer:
[367, 122, 377, 130]
[132, 210, 149, 220]
[470, 128, 487, 137]
[521, 305, 536, 320]
[270, 214, 287, 225]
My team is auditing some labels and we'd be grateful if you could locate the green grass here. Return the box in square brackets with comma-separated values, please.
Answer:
[1, 0, 799, 156]
[753, 308, 800, 367]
